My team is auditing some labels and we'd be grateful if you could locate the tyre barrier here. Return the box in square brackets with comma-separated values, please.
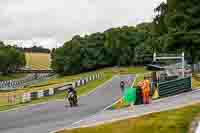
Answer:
[20, 73, 103, 103]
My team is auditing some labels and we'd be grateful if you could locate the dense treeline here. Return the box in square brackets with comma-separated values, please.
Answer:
[51, 27, 151, 74]
[24, 46, 50, 53]
[152, 0, 200, 63]
[17, 46, 50, 53]
[0, 41, 26, 75]
[52, 0, 200, 74]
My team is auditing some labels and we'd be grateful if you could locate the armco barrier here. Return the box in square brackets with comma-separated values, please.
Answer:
[19, 73, 103, 103]
[0, 73, 55, 89]
[158, 76, 192, 97]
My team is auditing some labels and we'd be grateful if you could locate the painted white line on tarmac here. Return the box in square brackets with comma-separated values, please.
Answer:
[102, 74, 137, 111]
[196, 122, 200, 133]
[79, 75, 118, 98]
[58, 99, 200, 131]
[68, 75, 118, 126]
[70, 75, 135, 128]
[51, 75, 200, 133]
[50, 75, 118, 133]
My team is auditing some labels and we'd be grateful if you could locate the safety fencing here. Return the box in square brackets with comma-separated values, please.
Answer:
[0, 73, 55, 90]
[158, 76, 192, 98]
[0, 73, 103, 106]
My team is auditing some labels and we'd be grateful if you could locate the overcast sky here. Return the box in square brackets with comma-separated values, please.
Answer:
[1, 0, 164, 48]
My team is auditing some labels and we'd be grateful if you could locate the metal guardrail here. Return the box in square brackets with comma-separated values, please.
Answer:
[0, 73, 103, 106]
[16, 70, 55, 73]
[0, 73, 55, 90]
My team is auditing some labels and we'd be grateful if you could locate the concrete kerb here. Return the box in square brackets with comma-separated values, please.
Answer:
[0, 74, 114, 113]
[64, 100, 200, 131]
[54, 90, 200, 132]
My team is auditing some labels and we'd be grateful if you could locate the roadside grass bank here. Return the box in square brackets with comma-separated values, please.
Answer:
[0, 66, 145, 111]
[0, 73, 27, 81]
[0, 73, 113, 111]
[58, 103, 200, 133]
[0, 66, 146, 96]
[0, 70, 102, 96]
[192, 73, 200, 88]
[114, 67, 146, 75]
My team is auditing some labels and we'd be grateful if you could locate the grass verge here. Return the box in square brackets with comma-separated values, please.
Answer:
[0, 73, 27, 81]
[0, 73, 113, 111]
[192, 73, 200, 88]
[0, 67, 145, 95]
[0, 71, 102, 96]
[58, 103, 200, 133]
[0, 66, 145, 111]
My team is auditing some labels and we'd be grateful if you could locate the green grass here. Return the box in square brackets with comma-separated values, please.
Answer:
[0, 67, 145, 95]
[134, 73, 147, 85]
[58, 103, 200, 133]
[0, 72, 113, 111]
[77, 74, 113, 96]
[0, 67, 113, 108]
[0, 73, 27, 81]
[0, 66, 145, 111]
[114, 66, 146, 75]
[192, 73, 200, 88]
[0, 71, 100, 96]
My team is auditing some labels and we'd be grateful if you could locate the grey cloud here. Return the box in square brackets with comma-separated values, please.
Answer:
[0, 0, 164, 48]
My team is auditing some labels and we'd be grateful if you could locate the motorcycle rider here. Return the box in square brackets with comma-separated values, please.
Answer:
[120, 80, 125, 92]
[66, 85, 78, 107]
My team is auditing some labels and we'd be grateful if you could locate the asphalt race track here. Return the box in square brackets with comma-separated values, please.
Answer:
[0, 75, 134, 133]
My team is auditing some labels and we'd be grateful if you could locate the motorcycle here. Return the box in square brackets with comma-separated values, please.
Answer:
[68, 92, 78, 107]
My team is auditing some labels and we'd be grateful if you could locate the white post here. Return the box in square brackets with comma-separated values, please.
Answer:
[182, 52, 185, 78]
[153, 52, 156, 62]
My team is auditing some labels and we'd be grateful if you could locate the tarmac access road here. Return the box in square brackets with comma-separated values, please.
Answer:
[0, 75, 134, 133]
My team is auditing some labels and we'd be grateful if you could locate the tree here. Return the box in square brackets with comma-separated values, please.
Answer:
[52, 0, 200, 74]
[0, 41, 26, 75]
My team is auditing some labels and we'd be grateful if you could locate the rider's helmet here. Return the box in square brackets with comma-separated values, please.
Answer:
[67, 85, 73, 93]
[120, 80, 125, 86]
